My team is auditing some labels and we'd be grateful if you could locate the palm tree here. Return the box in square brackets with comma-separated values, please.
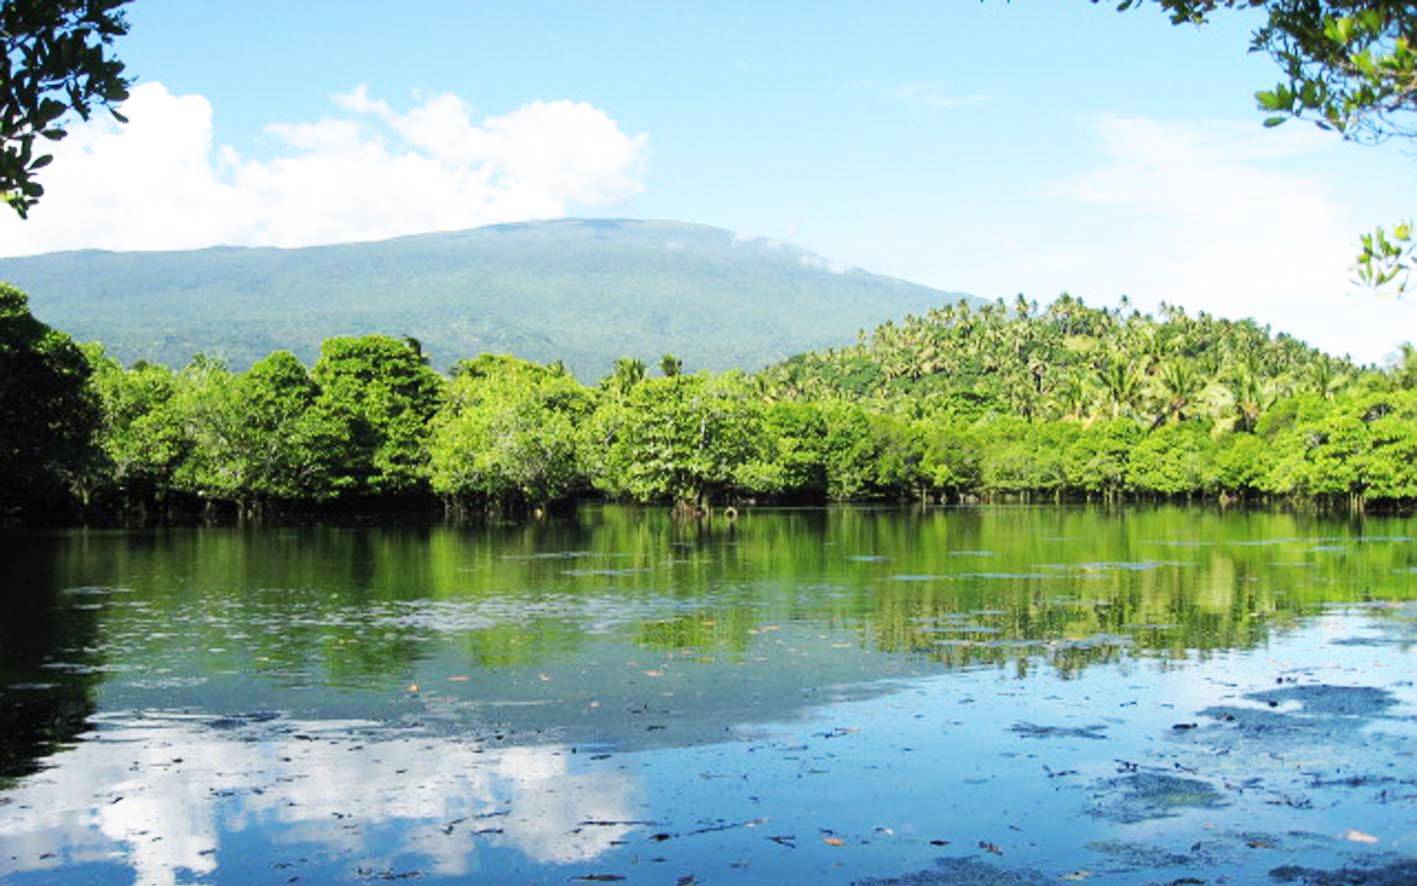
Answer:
[1391, 342, 1417, 389]
[1304, 354, 1348, 400]
[1225, 358, 1277, 433]
[1153, 360, 1202, 425]
[605, 357, 646, 400]
[1094, 359, 1142, 420]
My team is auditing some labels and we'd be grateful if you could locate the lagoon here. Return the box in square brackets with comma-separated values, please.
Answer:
[1, 506, 1414, 884]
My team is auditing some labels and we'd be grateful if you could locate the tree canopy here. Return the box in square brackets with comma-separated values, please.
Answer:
[6, 283, 1414, 521]
[0, 282, 98, 514]
[1, 0, 131, 218]
[1118, 1, 1415, 141]
[1112, 1, 1417, 291]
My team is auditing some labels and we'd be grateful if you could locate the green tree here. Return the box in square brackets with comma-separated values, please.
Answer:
[753, 399, 830, 498]
[585, 372, 766, 509]
[430, 358, 594, 510]
[0, 282, 98, 512]
[1116, 1, 1415, 140]
[602, 356, 647, 401]
[1212, 432, 1273, 495]
[166, 354, 244, 505]
[84, 346, 184, 505]
[1063, 419, 1140, 497]
[2, 0, 132, 217]
[233, 351, 345, 504]
[1115, 1, 1417, 290]
[1126, 422, 1216, 495]
[1390, 341, 1417, 387]
[310, 335, 444, 498]
[919, 418, 982, 499]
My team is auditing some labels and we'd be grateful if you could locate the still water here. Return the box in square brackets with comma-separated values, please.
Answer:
[1, 506, 1414, 885]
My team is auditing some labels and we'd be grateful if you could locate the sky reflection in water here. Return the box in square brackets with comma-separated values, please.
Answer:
[1, 506, 1414, 884]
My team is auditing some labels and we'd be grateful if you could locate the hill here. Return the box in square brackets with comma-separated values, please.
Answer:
[760, 294, 1357, 428]
[0, 219, 971, 378]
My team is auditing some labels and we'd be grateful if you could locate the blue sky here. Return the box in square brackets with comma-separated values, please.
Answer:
[3, 0, 1413, 361]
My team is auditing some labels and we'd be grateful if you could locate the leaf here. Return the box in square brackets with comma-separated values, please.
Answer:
[822, 836, 844, 847]
[1262, 116, 1288, 128]
[1343, 829, 1379, 844]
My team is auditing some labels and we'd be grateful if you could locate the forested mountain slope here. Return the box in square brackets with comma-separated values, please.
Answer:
[0, 219, 970, 378]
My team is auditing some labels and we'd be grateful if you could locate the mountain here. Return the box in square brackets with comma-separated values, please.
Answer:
[0, 219, 974, 379]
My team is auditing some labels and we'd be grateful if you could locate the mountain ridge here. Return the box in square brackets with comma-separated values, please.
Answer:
[0, 219, 974, 378]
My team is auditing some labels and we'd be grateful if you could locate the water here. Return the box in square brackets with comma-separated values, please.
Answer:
[1, 506, 1414, 884]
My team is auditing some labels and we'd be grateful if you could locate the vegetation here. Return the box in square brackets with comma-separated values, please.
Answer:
[0, 219, 966, 376]
[6, 280, 1416, 522]
[1, 0, 132, 217]
[1113, 1, 1417, 290]
[0, 282, 98, 515]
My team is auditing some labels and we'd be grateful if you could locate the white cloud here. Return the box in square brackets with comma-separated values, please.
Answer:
[0, 82, 649, 256]
[1042, 115, 1416, 363]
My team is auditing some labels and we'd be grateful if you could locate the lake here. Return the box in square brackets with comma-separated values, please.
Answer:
[1, 506, 1414, 885]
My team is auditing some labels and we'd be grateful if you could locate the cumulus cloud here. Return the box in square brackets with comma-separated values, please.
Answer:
[1044, 115, 1415, 362]
[0, 83, 649, 256]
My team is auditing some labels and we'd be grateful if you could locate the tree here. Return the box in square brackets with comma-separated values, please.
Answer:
[83, 345, 184, 505]
[430, 358, 593, 510]
[1115, 1, 1415, 139]
[231, 351, 345, 504]
[584, 372, 766, 509]
[1126, 422, 1216, 495]
[1113, 1, 1417, 291]
[0, 282, 99, 512]
[310, 335, 443, 498]
[2, 0, 132, 218]
[1063, 419, 1140, 497]
[1390, 340, 1417, 387]
[602, 357, 647, 401]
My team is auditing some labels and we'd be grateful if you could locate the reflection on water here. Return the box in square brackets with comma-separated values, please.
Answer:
[1, 715, 636, 884]
[1, 506, 1414, 884]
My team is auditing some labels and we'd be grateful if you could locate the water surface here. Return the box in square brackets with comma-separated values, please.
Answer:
[2, 506, 1415, 884]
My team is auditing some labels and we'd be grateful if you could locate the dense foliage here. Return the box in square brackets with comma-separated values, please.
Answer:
[1118, 0, 1416, 142]
[5, 282, 1417, 520]
[1113, 1, 1417, 291]
[0, 283, 98, 515]
[1, 0, 131, 217]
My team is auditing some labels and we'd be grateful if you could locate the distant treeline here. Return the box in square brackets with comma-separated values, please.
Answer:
[3, 283, 1416, 521]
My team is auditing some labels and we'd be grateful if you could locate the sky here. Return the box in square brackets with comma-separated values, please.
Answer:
[1, 0, 1413, 363]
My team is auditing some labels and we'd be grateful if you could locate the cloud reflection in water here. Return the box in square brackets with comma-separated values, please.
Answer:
[0, 713, 639, 885]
